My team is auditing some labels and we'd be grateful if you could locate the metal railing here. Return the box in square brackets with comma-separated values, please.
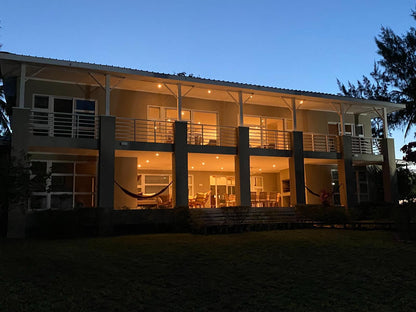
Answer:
[351, 136, 383, 155]
[303, 133, 340, 152]
[115, 117, 174, 143]
[29, 110, 99, 139]
[187, 123, 237, 147]
[248, 127, 291, 150]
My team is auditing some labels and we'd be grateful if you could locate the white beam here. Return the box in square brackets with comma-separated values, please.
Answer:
[177, 84, 182, 121]
[383, 107, 388, 138]
[291, 98, 297, 130]
[238, 91, 243, 126]
[105, 74, 111, 115]
[18, 63, 26, 108]
[339, 103, 345, 135]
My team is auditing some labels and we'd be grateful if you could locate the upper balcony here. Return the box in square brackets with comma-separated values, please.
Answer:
[27, 109, 385, 160]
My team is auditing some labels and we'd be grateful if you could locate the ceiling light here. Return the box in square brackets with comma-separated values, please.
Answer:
[146, 160, 150, 163]
[191, 166, 194, 169]
[202, 162, 205, 166]
[158, 84, 162, 88]
[272, 164, 276, 168]
[181, 111, 185, 115]
[216, 156, 219, 159]
[208, 90, 211, 94]
[221, 167, 224, 170]
[250, 95, 253, 98]
[259, 168, 262, 171]
[138, 164, 141, 168]
[155, 153, 159, 157]
[300, 100, 304, 104]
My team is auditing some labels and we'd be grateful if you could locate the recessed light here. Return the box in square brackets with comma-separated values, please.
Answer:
[181, 111, 185, 115]
[250, 95, 253, 98]
[202, 162, 205, 166]
[146, 160, 150, 163]
[208, 90, 211, 94]
[158, 84, 162, 88]
[155, 153, 159, 156]
[221, 167, 224, 170]
[300, 100, 304, 104]
[138, 164, 141, 168]
[272, 164, 276, 168]
[216, 156, 219, 159]
[191, 166, 194, 169]
[259, 168, 262, 171]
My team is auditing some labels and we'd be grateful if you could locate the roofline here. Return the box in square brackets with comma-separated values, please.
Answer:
[0, 51, 405, 110]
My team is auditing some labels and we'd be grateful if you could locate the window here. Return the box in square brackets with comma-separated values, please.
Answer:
[137, 174, 193, 197]
[29, 160, 96, 210]
[250, 176, 264, 192]
[244, 115, 292, 148]
[32, 94, 96, 138]
[331, 169, 341, 205]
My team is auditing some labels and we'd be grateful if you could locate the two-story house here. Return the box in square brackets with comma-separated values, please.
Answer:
[0, 52, 403, 236]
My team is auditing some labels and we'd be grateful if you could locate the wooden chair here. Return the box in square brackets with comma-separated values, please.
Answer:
[268, 191, 280, 207]
[194, 191, 211, 208]
[251, 192, 258, 207]
[259, 191, 268, 207]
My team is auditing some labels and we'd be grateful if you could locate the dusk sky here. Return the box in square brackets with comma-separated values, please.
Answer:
[1, 0, 415, 156]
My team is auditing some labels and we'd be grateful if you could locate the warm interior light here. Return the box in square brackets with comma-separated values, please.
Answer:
[216, 156, 219, 159]
[138, 164, 141, 168]
[221, 167, 224, 170]
[146, 160, 150, 163]
[259, 168, 262, 171]
[158, 84, 162, 88]
[202, 162, 205, 165]
[191, 166, 194, 169]
[250, 95, 253, 98]
[181, 111, 185, 115]
[208, 90, 211, 94]
[300, 100, 304, 104]
[155, 153, 159, 157]
[272, 164, 276, 168]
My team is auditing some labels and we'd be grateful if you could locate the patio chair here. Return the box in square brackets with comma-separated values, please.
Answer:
[193, 191, 211, 208]
[259, 191, 268, 207]
[251, 192, 258, 207]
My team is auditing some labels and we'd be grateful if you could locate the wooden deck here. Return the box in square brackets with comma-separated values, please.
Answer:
[189, 207, 301, 233]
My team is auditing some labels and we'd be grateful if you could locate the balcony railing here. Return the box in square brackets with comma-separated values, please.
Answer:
[351, 136, 383, 155]
[303, 133, 340, 152]
[187, 123, 237, 147]
[248, 128, 291, 150]
[115, 117, 174, 143]
[29, 110, 99, 139]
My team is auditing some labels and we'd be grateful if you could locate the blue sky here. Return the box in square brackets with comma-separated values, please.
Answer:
[1, 0, 415, 156]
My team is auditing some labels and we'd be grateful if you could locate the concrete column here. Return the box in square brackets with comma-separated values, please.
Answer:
[8, 107, 31, 238]
[98, 116, 115, 209]
[337, 136, 356, 208]
[289, 131, 305, 205]
[382, 138, 398, 203]
[235, 126, 251, 207]
[172, 121, 188, 207]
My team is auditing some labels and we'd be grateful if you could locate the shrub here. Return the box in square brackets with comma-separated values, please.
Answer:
[295, 204, 350, 224]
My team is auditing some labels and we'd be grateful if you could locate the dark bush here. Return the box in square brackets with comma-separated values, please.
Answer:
[296, 204, 350, 224]
[349, 201, 394, 221]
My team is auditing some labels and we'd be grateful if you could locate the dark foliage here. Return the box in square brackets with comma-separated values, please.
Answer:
[338, 9, 416, 139]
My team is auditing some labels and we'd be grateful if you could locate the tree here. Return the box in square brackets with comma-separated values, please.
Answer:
[338, 9, 416, 147]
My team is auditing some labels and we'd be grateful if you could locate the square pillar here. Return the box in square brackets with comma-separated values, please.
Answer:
[337, 136, 356, 208]
[289, 131, 306, 205]
[98, 116, 115, 209]
[172, 121, 188, 207]
[235, 126, 251, 207]
[382, 138, 398, 203]
[8, 107, 31, 238]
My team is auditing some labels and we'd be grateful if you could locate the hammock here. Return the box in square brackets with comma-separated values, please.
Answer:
[115, 181, 172, 199]
[305, 185, 321, 197]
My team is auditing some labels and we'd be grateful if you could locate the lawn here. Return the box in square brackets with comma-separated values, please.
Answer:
[1, 230, 416, 311]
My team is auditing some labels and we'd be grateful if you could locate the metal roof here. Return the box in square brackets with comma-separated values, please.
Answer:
[0, 51, 405, 111]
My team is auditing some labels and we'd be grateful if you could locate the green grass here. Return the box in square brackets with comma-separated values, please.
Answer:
[1, 230, 416, 311]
